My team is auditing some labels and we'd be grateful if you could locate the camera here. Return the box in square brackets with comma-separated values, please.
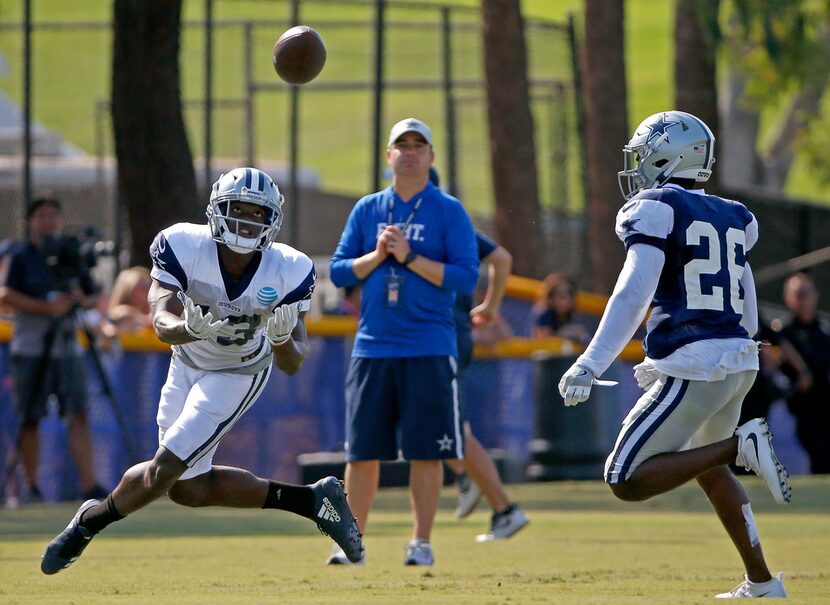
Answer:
[41, 227, 104, 292]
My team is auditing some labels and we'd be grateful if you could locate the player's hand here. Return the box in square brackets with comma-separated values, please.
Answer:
[177, 291, 229, 340]
[266, 302, 300, 346]
[558, 362, 594, 406]
[382, 225, 411, 263]
[633, 362, 661, 391]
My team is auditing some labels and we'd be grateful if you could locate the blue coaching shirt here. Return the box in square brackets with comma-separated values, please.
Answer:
[615, 185, 757, 359]
[330, 182, 479, 358]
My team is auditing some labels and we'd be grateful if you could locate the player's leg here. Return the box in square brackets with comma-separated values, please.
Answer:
[697, 465, 772, 581]
[344, 460, 380, 534]
[607, 374, 745, 501]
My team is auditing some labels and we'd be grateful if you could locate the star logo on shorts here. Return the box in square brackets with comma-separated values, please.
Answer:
[436, 434, 454, 452]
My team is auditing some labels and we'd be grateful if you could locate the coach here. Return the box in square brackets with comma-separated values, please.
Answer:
[329, 118, 479, 566]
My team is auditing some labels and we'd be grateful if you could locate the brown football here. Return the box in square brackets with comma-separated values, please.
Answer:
[272, 26, 326, 85]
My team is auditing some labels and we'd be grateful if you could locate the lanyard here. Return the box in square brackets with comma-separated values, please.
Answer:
[387, 196, 423, 233]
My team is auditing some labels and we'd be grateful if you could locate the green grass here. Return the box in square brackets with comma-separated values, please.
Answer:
[2, 478, 829, 604]
[0, 0, 827, 209]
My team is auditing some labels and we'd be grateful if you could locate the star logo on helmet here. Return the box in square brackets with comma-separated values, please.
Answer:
[644, 114, 682, 145]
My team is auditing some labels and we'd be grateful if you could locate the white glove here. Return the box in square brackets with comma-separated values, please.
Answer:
[266, 302, 301, 346]
[633, 362, 661, 391]
[177, 291, 229, 340]
[558, 363, 595, 407]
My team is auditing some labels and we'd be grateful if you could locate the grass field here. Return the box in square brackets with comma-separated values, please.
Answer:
[2, 477, 828, 604]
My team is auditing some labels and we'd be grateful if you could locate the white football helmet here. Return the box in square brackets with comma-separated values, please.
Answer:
[207, 167, 284, 253]
[617, 110, 715, 200]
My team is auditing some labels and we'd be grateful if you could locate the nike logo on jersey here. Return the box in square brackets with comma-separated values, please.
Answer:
[317, 497, 341, 523]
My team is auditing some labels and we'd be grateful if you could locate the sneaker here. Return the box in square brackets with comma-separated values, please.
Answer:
[475, 504, 530, 542]
[735, 418, 792, 505]
[325, 544, 365, 566]
[454, 474, 482, 518]
[310, 477, 364, 563]
[41, 499, 100, 574]
[715, 572, 788, 598]
[81, 484, 109, 501]
[403, 539, 434, 566]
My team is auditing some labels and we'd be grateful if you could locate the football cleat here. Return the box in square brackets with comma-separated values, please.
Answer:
[735, 418, 791, 505]
[41, 499, 100, 574]
[403, 539, 434, 566]
[715, 572, 788, 598]
[325, 544, 365, 566]
[454, 474, 482, 519]
[475, 504, 530, 542]
[310, 477, 364, 563]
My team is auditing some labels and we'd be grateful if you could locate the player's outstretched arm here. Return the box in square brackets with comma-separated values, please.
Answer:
[270, 309, 309, 375]
[149, 280, 206, 344]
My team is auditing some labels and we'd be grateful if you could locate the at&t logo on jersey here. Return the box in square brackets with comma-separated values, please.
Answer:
[256, 286, 279, 305]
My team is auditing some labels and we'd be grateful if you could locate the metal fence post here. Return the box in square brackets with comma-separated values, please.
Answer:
[244, 21, 255, 167]
[441, 6, 458, 198]
[204, 0, 214, 196]
[371, 0, 386, 192]
[288, 0, 301, 245]
[23, 0, 32, 219]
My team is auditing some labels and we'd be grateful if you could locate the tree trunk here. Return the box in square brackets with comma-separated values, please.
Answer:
[673, 0, 720, 189]
[112, 0, 198, 266]
[582, 0, 628, 294]
[481, 0, 543, 278]
[719, 66, 761, 191]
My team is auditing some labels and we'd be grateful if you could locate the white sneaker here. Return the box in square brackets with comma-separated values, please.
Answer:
[475, 504, 530, 542]
[716, 572, 788, 598]
[735, 418, 791, 504]
[325, 544, 365, 566]
[454, 474, 482, 519]
[403, 539, 434, 566]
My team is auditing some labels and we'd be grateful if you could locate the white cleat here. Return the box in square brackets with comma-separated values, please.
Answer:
[716, 572, 788, 598]
[325, 544, 365, 566]
[735, 418, 791, 505]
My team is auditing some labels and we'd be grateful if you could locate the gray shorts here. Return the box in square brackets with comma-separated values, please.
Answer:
[11, 354, 89, 422]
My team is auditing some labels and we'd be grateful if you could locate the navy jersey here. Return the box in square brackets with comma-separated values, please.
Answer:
[616, 186, 758, 359]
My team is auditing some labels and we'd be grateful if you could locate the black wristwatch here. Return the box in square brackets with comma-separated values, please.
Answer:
[402, 250, 417, 266]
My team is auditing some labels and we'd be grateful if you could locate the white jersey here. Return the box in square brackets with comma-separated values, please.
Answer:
[149, 223, 315, 372]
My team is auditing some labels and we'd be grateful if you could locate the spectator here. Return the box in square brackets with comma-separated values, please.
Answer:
[533, 273, 590, 343]
[780, 273, 830, 474]
[331, 285, 361, 319]
[329, 117, 479, 566]
[100, 266, 152, 339]
[0, 197, 107, 503]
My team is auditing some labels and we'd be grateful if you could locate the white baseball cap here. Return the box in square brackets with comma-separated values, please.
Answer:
[387, 118, 433, 148]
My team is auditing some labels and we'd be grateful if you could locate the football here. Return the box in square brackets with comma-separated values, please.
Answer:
[272, 25, 327, 85]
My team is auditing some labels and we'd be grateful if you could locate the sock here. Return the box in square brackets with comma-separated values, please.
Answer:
[261, 481, 315, 518]
[79, 493, 124, 535]
[495, 503, 515, 517]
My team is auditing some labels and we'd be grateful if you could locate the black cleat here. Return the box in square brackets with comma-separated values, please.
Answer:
[310, 477, 364, 563]
[41, 499, 100, 575]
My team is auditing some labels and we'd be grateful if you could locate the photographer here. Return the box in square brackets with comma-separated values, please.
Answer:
[0, 197, 107, 503]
